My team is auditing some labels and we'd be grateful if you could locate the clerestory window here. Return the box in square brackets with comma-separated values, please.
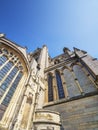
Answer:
[48, 73, 53, 102]
[55, 70, 65, 99]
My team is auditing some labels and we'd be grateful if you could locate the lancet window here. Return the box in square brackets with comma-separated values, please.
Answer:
[55, 70, 65, 99]
[48, 73, 53, 102]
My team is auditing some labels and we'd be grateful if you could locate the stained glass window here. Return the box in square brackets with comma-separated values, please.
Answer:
[0, 56, 7, 66]
[0, 62, 13, 81]
[2, 72, 23, 106]
[55, 71, 65, 99]
[0, 67, 18, 96]
[48, 73, 53, 102]
[0, 48, 24, 120]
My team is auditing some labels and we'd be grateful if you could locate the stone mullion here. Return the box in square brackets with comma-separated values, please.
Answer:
[0, 55, 14, 70]
[71, 69, 84, 94]
[2, 75, 26, 129]
[0, 70, 20, 104]
[0, 61, 18, 86]
[82, 67, 98, 89]
[60, 69, 69, 99]
[53, 72, 59, 100]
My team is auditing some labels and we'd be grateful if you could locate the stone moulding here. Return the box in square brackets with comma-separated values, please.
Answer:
[33, 109, 61, 129]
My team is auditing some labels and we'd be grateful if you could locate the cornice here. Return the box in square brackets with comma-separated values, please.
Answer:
[45, 57, 76, 72]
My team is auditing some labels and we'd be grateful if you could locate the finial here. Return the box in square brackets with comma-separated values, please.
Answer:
[73, 47, 80, 52]
[63, 47, 70, 53]
[0, 33, 5, 38]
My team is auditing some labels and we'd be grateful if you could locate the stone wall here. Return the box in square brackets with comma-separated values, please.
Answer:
[44, 95, 98, 130]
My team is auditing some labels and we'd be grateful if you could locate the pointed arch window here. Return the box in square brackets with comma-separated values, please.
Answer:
[0, 48, 24, 120]
[73, 65, 97, 93]
[55, 70, 65, 99]
[48, 73, 53, 102]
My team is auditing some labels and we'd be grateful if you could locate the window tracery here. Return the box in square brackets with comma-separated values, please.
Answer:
[0, 47, 24, 72]
[63, 68, 81, 98]
[0, 47, 24, 119]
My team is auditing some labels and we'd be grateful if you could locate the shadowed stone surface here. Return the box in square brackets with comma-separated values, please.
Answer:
[44, 95, 98, 130]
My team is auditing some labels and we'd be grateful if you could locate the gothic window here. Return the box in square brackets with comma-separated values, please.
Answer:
[0, 48, 24, 120]
[73, 65, 97, 93]
[48, 73, 53, 102]
[55, 70, 65, 99]
[2, 72, 23, 106]
[63, 69, 81, 98]
[0, 69, 23, 119]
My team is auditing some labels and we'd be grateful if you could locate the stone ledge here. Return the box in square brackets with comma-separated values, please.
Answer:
[35, 109, 60, 115]
[33, 120, 61, 126]
[43, 91, 98, 108]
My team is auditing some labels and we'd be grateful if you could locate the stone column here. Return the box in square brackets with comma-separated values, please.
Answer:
[38, 46, 48, 78]
[45, 49, 49, 68]
[38, 45, 48, 68]
[26, 94, 34, 130]
[21, 94, 32, 129]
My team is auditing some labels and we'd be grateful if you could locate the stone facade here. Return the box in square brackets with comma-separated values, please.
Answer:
[0, 34, 98, 130]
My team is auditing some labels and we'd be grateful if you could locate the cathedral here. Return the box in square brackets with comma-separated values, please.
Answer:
[0, 33, 98, 130]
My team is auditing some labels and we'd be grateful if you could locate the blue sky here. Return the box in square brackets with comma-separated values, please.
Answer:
[0, 0, 98, 58]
